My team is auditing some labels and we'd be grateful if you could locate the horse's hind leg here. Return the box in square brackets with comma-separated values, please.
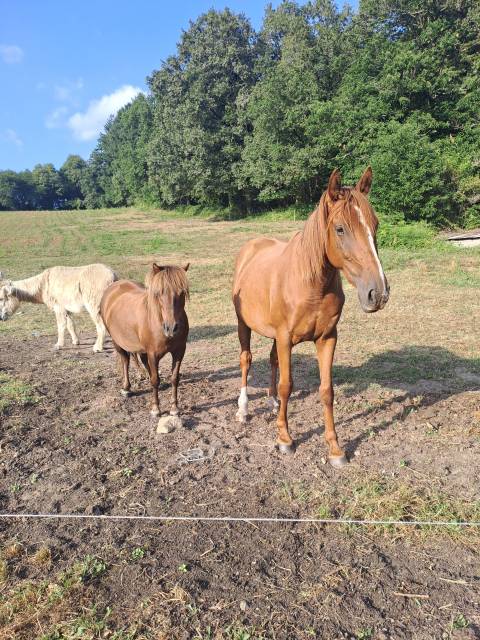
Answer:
[113, 342, 131, 396]
[236, 317, 252, 423]
[268, 340, 279, 412]
[66, 313, 79, 346]
[170, 345, 186, 416]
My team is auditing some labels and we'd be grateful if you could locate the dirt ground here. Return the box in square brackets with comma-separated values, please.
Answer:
[1, 331, 479, 639]
[1, 209, 480, 639]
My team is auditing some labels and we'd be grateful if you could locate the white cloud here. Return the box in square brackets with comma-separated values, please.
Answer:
[0, 44, 24, 64]
[45, 106, 69, 129]
[4, 129, 23, 147]
[67, 85, 142, 141]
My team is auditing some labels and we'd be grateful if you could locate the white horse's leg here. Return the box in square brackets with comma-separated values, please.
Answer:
[53, 307, 67, 350]
[66, 313, 79, 346]
[85, 303, 106, 352]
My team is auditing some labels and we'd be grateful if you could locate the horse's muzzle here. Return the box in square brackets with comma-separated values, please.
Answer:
[359, 282, 390, 313]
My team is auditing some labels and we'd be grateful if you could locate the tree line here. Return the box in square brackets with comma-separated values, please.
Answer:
[1, 0, 479, 226]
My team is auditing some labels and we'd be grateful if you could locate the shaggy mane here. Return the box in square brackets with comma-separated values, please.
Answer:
[300, 187, 378, 283]
[146, 266, 190, 308]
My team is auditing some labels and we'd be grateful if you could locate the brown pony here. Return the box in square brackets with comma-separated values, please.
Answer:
[100, 264, 189, 418]
[232, 168, 389, 466]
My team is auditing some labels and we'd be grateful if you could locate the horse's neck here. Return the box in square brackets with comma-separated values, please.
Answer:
[289, 232, 337, 296]
[13, 272, 46, 304]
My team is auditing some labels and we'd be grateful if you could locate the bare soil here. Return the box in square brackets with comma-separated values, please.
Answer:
[1, 332, 479, 639]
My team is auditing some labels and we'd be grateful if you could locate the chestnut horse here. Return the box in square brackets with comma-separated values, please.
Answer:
[232, 168, 389, 467]
[100, 264, 189, 418]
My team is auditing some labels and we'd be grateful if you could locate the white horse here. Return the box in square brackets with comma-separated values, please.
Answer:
[0, 264, 117, 352]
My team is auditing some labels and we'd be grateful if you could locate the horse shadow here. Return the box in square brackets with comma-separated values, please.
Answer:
[189, 324, 237, 342]
[186, 344, 480, 454]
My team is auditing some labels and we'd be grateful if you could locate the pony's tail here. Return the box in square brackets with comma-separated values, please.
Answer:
[132, 353, 149, 379]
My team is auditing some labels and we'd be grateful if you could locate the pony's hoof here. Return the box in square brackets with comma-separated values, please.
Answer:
[120, 389, 132, 397]
[150, 408, 160, 417]
[157, 414, 182, 434]
[328, 454, 348, 468]
[277, 442, 295, 455]
[267, 397, 279, 413]
[53, 344, 62, 351]
[235, 410, 247, 423]
[93, 346, 103, 353]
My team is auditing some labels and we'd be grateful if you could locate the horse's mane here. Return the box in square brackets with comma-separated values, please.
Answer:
[145, 265, 190, 308]
[300, 187, 378, 283]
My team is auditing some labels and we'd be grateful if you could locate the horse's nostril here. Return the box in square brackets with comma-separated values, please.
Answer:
[173, 323, 178, 334]
[368, 289, 376, 305]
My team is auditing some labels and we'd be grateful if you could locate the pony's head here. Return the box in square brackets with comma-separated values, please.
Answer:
[146, 263, 190, 337]
[0, 274, 20, 321]
[321, 168, 389, 313]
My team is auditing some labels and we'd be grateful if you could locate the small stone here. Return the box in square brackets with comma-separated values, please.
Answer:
[239, 600, 247, 612]
[157, 415, 183, 434]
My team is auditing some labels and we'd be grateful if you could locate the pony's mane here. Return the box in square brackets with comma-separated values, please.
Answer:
[300, 187, 378, 283]
[146, 265, 190, 307]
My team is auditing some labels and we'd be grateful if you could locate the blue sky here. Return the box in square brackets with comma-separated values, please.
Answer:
[0, 1, 355, 172]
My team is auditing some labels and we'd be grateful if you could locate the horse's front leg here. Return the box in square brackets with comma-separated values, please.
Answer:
[276, 336, 294, 454]
[53, 307, 67, 350]
[170, 346, 185, 416]
[315, 329, 347, 468]
[147, 352, 161, 416]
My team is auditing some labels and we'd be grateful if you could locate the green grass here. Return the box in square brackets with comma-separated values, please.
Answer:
[0, 372, 38, 413]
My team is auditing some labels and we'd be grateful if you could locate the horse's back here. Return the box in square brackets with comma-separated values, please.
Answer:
[233, 237, 286, 288]
[45, 264, 116, 311]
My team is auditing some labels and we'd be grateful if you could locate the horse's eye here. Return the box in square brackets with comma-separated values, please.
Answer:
[336, 226, 344, 236]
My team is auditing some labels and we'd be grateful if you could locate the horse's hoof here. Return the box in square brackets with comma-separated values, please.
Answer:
[93, 346, 103, 353]
[120, 389, 132, 397]
[150, 408, 160, 417]
[235, 410, 247, 423]
[328, 454, 348, 468]
[53, 344, 62, 351]
[278, 442, 295, 455]
[170, 409, 179, 416]
[267, 397, 279, 413]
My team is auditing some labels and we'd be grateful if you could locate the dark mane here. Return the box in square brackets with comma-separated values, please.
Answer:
[300, 187, 378, 283]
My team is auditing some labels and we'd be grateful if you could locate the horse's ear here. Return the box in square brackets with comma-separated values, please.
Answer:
[152, 263, 165, 273]
[183, 263, 190, 272]
[356, 166, 373, 195]
[327, 168, 342, 201]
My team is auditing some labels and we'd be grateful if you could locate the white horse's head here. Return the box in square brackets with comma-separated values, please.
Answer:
[0, 274, 20, 321]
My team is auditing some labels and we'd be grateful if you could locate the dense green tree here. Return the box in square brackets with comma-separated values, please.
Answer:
[147, 9, 258, 209]
[60, 155, 88, 209]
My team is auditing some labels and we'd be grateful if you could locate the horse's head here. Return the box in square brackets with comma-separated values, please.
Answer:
[323, 168, 389, 313]
[0, 274, 20, 321]
[147, 263, 190, 338]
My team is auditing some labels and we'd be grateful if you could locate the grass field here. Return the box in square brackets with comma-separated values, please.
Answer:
[1, 207, 480, 638]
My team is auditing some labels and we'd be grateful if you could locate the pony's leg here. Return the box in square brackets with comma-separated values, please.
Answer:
[315, 329, 347, 468]
[66, 313, 79, 346]
[170, 345, 186, 416]
[147, 352, 161, 416]
[85, 303, 106, 352]
[113, 343, 131, 396]
[236, 318, 252, 423]
[276, 336, 294, 453]
[53, 307, 67, 350]
[267, 340, 279, 412]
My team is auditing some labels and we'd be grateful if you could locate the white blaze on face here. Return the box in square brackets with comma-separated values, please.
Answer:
[354, 205, 386, 289]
